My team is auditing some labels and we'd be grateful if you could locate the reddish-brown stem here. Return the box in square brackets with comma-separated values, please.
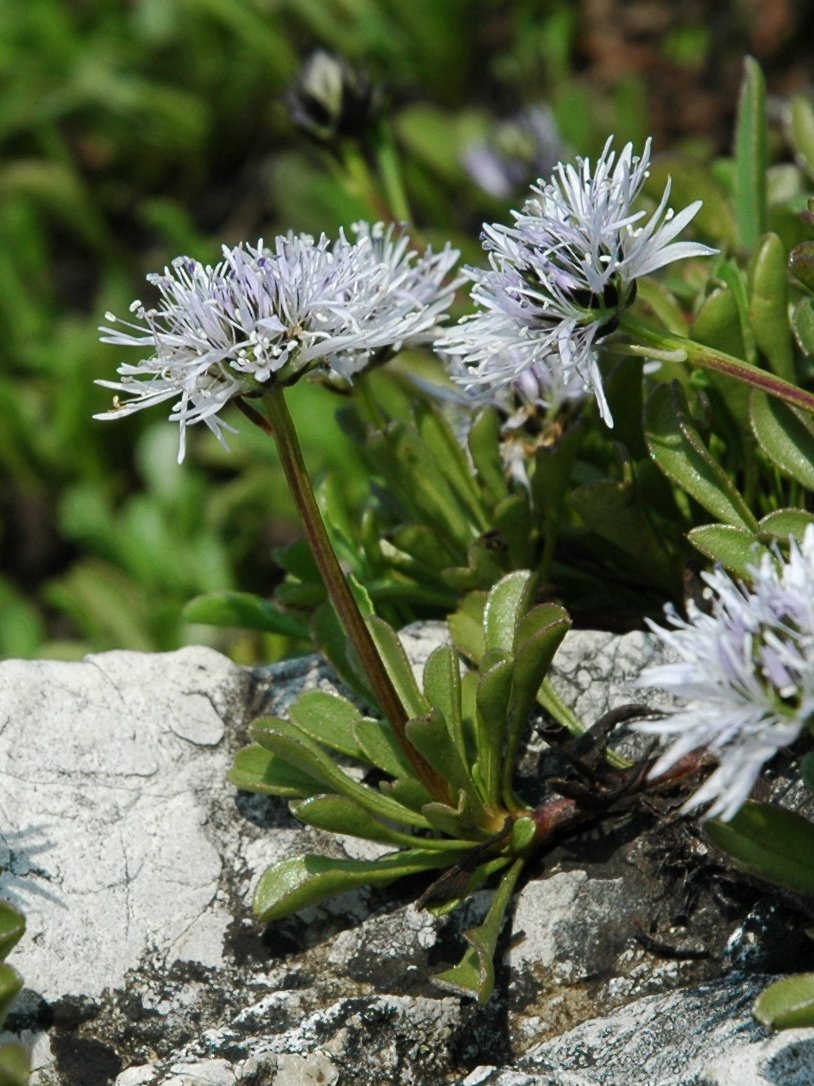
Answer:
[235, 392, 447, 801]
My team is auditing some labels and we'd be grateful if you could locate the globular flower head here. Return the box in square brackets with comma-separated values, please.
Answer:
[439, 137, 716, 426]
[96, 224, 459, 460]
[635, 527, 814, 821]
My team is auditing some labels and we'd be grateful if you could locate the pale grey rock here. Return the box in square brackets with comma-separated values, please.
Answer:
[1, 628, 813, 1086]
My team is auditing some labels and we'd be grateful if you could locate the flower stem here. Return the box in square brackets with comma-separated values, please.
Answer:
[621, 315, 814, 415]
[236, 391, 447, 800]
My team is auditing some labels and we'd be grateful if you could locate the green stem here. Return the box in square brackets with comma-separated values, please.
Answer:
[621, 315, 814, 416]
[236, 392, 446, 801]
[373, 122, 412, 223]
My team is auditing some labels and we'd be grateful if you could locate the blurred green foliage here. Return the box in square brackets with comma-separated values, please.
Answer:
[0, 0, 798, 660]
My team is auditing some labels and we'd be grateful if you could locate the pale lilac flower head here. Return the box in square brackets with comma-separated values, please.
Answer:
[636, 527, 814, 821]
[97, 224, 459, 460]
[439, 137, 716, 426]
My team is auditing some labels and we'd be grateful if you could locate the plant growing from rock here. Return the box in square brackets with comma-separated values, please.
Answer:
[97, 56, 814, 1009]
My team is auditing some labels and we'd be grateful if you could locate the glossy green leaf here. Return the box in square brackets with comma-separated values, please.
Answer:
[449, 590, 488, 663]
[749, 233, 795, 382]
[433, 857, 525, 1004]
[749, 390, 814, 489]
[788, 96, 814, 181]
[475, 650, 514, 806]
[645, 383, 758, 531]
[706, 801, 814, 897]
[734, 56, 767, 252]
[367, 616, 429, 720]
[254, 848, 463, 922]
[421, 790, 482, 837]
[569, 475, 677, 592]
[291, 794, 434, 848]
[792, 299, 814, 356]
[229, 743, 324, 798]
[250, 718, 430, 828]
[0, 963, 22, 1027]
[511, 816, 537, 852]
[415, 402, 489, 532]
[754, 973, 814, 1029]
[687, 524, 762, 578]
[288, 689, 366, 760]
[484, 571, 536, 653]
[0, 904, 24, 961]
[309, 602, 375, 705]
[759, 509, 814, 541]
[467, 407, 509, 506]
[0, 1039, 29, 1086]
[422, 645, 466, 765]
[692, 286, 747, 360]
[183, 591, 309, 638]
[379, 776, 435, 813]
[407, 708, 475, 797]
[353, 718, 415, 778]
[503, 604, 571, 803]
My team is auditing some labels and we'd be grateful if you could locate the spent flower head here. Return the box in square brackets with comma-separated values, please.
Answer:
[97, 224, 459, 460]
[635, 528, 814, 821]
[439, 137, 716, 425]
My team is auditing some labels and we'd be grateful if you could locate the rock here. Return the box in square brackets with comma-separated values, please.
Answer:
[1, 629, 813, 1085]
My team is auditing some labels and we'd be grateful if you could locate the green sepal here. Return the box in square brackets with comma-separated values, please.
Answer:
[367, 616, 429, 720]
[433, 856, 525, 1005]
[0, 1040, 30, 1086]
[287, 689, 366, 760]
[749, 390, 814, 490]
[250, 718, 430, 829]
[253, 848, 467, 923]
[754, 973, 814, 1030]
[733, 56, 767, 252]
[0, 904, 24, 962]
[645, 382, 758, 531]
[706, 801, 814, 897]
[749, 233, 795, 382]
[230, 743, 324, 798]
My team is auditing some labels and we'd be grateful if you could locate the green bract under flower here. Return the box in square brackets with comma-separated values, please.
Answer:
[96, 224, 460, 460]
[439, 137, 717, 425]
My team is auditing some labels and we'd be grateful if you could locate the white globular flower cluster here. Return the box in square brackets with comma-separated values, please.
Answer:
[96, 223, 460, 460]
[635, 527, 814, 821]
[438, 137, 716, 426]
